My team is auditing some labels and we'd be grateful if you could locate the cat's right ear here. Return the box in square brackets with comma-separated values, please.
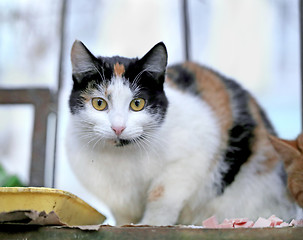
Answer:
[139, 42, 168, 82]
[71, 40, 97, 83]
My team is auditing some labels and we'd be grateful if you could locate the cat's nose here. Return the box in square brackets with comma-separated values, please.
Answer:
[111, 126, 126, 136]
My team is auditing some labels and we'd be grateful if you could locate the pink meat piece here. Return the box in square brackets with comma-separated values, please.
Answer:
[290, 219, 296, 226]
[202, 216, 219, 228]
[218, 222, 234, 228]
[202, 215, 299, 229]
[234, 220, 254, 228]
[296, 219, 303, 226]
[252, 217, 272, 228]
[290, 219, 303, 227]
[276, 222, 290, 227]
[222, 219, 234, 224]
[233, 218, 249, 224]
[228, 218, 254, 228]
[221, 218, 246, 224]
[268, 215, 284, 227]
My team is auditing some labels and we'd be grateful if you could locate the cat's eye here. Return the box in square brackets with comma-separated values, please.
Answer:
[92, 97, 108, 111]
[130, 98, 146, 111]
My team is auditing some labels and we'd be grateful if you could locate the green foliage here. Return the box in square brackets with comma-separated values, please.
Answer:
[0, 165, 25, 187]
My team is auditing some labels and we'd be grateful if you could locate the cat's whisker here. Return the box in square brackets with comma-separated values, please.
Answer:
[123, 124, 164, 159]
[70, 136, 97, 157]
[80, 133, 98, 146]
[132, 68, 147, 84]
[132, 137, 151, 161]
[138, 137, 157, 158]
[125, 125, 164, 150]
[77, 118, 96, 126]
[71, 124, 109, 152]
[93, 65, 106, 82]
[132, 65, 155, 90]
[92, 136, 105, 151]
[146, 135, 164, 149]
[143, 127, 167, 146]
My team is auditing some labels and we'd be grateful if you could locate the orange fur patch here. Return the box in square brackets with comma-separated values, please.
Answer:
[148, 185, 165, 202]
[281, 139, 298, 150]
[114, 63, 125, 77]
[182, 62, 234, 143]
[271, 133, 303, 207]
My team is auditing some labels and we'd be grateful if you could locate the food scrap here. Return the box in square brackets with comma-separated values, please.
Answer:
[202, 215, 303, 228]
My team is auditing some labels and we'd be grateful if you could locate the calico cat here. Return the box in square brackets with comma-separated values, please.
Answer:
[67, 40, 297, 225]
[269, 134, 303, 208]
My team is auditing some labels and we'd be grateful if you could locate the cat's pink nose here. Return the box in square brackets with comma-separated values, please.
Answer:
[111, 126, 126, 136]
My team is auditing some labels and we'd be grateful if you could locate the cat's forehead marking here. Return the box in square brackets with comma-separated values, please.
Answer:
[113, 62, 125, 77]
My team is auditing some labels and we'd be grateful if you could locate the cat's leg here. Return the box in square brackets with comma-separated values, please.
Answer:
[138, 161, 209, 225]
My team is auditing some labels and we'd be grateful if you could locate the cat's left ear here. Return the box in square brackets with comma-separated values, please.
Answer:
[71, 40, 97, 82]
[139, 42, 168, 81]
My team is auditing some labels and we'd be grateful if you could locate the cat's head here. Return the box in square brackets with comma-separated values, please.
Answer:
[69, 41, 168, 148]
[269, 133, 303, 208]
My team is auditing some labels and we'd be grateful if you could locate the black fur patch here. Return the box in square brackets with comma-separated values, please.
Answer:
[166, 65, 199, 94]
[218, 78, 257, 194]
[166, 64, 259, 194]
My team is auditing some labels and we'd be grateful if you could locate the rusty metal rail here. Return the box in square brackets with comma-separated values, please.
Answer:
[0, 89, 55, 186]
[0, 225, 302, 240]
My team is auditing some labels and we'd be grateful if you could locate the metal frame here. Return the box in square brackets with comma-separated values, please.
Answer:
[182, 0, 191, 61]
[0, 89, 54, 186]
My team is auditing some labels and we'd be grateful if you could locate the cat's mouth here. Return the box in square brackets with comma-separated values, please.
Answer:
[111, 136, 143, 147]
[114, 138, 132, 147]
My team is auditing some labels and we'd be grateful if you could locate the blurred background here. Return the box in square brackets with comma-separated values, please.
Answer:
[0, 0, 301, 224]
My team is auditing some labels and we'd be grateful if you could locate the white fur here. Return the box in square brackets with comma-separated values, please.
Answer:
[66, 79, 297, 225]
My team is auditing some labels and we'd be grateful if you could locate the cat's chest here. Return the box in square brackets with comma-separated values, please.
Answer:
[70, 143, 158, 189]
[69, 149, 155, 224]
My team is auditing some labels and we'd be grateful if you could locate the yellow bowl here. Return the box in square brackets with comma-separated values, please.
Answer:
[0, 187, 106, 226]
